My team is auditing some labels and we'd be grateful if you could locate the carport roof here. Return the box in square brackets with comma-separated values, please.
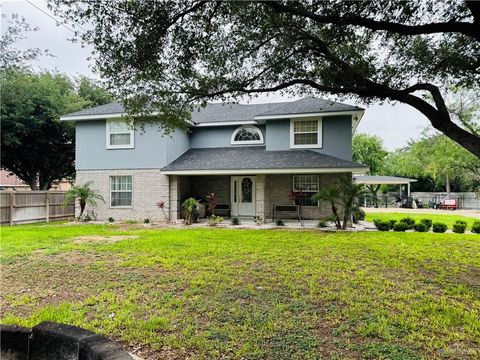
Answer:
[354, 175, 417, 185]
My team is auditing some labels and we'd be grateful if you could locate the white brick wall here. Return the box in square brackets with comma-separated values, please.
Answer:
[76, 169, 170, 221]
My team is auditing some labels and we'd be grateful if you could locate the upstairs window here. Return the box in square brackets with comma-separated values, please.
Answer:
[231, 125, 264, 145]
[290, 119, 322, 148]
[106, 120, 134, 149]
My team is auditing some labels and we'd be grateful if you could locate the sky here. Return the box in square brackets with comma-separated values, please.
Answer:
[2, 0, 433, 150]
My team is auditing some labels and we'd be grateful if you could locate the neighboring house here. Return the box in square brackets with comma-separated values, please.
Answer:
[60, 97, 368, 221]
[0, 170, 30, 191]
[0, 170, 72, 191]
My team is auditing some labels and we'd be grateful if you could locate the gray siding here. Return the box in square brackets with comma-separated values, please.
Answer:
[75, 116, 352, 170]
[75, 120, 189, 170]
[265, 116, 352, 160]
[190, 125, 266, 148]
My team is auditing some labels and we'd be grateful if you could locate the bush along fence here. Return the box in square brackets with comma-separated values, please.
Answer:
[0, 191, 74, 226]
[361, 192, 480, 209]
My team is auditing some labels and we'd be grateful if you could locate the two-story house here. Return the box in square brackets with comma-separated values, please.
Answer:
[60, 97, 368, 222]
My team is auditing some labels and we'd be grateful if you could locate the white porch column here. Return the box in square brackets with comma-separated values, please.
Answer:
[407, 182, 411, 197]
[255, 174, 266, 223]
[169, 175, 179, 222]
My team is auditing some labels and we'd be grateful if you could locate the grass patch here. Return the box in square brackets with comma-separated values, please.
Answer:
[366, 212, 478, 228]
[1, 223, 479, 359]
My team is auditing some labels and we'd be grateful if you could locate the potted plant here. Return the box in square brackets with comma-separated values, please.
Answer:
[182, 197, 199, 225]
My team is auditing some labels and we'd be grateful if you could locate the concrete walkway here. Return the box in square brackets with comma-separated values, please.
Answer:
[362, 207, 480, 219]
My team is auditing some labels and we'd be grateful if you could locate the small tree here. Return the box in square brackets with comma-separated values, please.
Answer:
[206, 192, 217, 216]
[63, 181, 104, 218]
[156, 200, 168, 221]
[314, 175, 367, 230]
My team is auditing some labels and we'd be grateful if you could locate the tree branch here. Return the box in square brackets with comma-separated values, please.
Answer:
[264, 2, 480, 41]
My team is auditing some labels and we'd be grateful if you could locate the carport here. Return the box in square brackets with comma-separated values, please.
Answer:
[353, 175, 417, 201]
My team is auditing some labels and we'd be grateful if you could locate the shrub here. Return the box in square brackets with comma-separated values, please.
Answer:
[373, 219, 382, 228]
[375, 220, 391, 232]
[107, 217, 114, 223]
[318, 219, 327, 228]
[208, 215, 224, 226]
[420, 218, 432, 230]
[275, 219, 285, 226]
[432, 222, 448, 233]
[231, 217, 240, 225]
[80, 213, 92, 222]
[388, 220, 397, 230]
[144, 218, 150, 224]
[400, 217, 415, 229]
[452, 220, 467, 234]
[471, 221, 480, 234]
[393, 222, 409, 232]
[413, 223, 428, 232]
[352, 207, 365, 223]
[255, 217, 264, 226]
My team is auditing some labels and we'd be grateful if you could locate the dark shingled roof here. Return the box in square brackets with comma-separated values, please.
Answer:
[258, 97, 362, 116]
[162, 147, 367, 171]
[64, 102, 124, 117]
[62, 97, 362, 124]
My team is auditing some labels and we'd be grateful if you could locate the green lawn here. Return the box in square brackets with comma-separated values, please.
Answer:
[365, 212, 479, 229]
[1, 223, 479, 359]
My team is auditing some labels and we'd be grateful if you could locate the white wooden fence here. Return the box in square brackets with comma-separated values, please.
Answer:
[0, 191, 74, 225]
[410, 192, 480, 210]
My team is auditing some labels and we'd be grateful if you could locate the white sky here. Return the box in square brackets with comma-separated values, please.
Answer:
[2, 0, 432, 150]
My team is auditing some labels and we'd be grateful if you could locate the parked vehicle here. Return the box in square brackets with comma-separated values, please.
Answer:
[393, 196, 422, 209]
[429, 193, 458, 210]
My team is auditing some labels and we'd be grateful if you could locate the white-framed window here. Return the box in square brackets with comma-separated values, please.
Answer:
[231, 125, 264, 145]
[293, 175, 319, 207]
[110, 176, 133, 207]
[290, 118, 322, 148]
[106, 119, 134, 149]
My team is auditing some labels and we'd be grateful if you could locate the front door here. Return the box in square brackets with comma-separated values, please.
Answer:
[231, 176, 256, 217]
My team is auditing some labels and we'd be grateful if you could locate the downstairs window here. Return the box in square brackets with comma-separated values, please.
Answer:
[293, 175, 319, 206]
[110, 176, 132, 207]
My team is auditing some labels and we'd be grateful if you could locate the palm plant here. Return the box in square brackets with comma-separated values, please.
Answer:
[314, 175, 367, 230]
[63, 181, 104, 218]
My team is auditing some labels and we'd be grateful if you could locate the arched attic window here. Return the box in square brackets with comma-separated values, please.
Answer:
[231, 125, 264, 145]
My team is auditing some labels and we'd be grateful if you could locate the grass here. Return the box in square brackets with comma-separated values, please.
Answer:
[1, 222, 479, 359]
[365, 212, 478, 228]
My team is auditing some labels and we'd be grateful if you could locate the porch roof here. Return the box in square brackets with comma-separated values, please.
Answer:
[161, 147, 368, 175]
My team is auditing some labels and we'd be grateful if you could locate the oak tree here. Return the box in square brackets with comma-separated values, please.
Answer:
[52, 1, 480, 156]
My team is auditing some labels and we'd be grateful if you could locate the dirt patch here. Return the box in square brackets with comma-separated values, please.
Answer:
[451, 266, 480, 290]
[0, 250, 121, 314]
[73, 235, 138, 244]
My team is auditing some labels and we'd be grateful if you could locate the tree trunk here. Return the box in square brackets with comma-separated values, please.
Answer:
[445, 173, 451, 194]
[79, 200, 86, 217]
[330, 201, 341, 229]
[28, 178, 38, 190]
